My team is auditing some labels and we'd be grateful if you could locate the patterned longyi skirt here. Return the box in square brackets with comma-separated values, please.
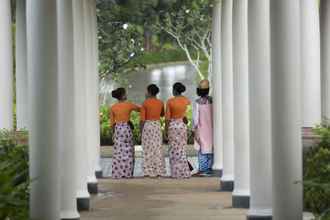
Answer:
[168, 119, 191, 178]
[112, 122, 135, 179]
[142, 120, 166, 177]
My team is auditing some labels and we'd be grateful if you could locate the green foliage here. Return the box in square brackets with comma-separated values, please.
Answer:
[157, 0, 212, 46]
[113, 0, 175, 26]
[0, 130, 29, 220]
[154, 0, 212, 79]
[303, 123, 330, 218]
[97, 1, 144, 83]
[199, 59, 210, 80]
[131, 111, 142, 145]
[99, 104, 194, 146]
[186, 105, 194, 144]
[313, 122, 330, 149]
[99, 106, 113, 145]
[96, 0, 211, 83]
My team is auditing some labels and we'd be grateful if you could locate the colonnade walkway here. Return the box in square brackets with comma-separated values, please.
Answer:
[80, 178, 246, 220]
[80, 178, 315, 220]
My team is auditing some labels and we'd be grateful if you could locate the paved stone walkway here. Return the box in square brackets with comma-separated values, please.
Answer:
[95, 147, 315, 220]
[80, 177, 247, 220]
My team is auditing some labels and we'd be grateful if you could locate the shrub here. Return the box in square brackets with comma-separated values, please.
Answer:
[303, 122, 330, 218]
[0, 130, 29, 220]
[99, 105, 113, 146]
[130, 111, 142, 145]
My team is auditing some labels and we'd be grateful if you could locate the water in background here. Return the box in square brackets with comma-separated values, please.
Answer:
[99, 63, 199, 106]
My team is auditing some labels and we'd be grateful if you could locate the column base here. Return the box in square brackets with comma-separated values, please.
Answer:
[60, 210, 80, 220]
[87, 182, 98, 194]
[77, 197, 90, 211]
[62, 217, 80, 220]
[220, 180, 234, 191]
[232, 195, 250, 208]
[211, 169, 223, 177]
[95, 170, 103, 179]
[247, 215, 272, 220]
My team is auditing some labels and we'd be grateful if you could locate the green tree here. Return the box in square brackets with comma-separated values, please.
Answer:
[97, 1, 144, 82]
[303, 122, 330, 218]
[113, 0, 178, 51]
[155, 0, 213, 80]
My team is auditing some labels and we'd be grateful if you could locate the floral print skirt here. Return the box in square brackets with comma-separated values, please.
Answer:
[112, 122, 135, 179]
[168, 119, 191, 178]
[142, 120, 166, 177]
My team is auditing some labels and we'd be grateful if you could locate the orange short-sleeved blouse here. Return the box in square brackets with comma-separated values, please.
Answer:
[110, 102, 140, 126]
[165, 96, 191, 120]
[140, 98, 164, 121]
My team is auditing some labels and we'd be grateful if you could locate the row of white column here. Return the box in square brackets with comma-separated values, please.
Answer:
[0, 0, 102, 219]
[212, 0, 326, 219]
[0, 0, 13, 130]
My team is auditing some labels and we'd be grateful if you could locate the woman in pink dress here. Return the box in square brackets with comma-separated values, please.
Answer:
[193, 80, 214, 176]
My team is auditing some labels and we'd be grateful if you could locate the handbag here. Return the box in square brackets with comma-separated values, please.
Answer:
[187, 160, 194, 171]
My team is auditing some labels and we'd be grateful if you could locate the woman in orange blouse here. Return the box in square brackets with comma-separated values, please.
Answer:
[140, 84, 166, 177]
[165, 82, 191, 178]
[110, 88, 140, 179]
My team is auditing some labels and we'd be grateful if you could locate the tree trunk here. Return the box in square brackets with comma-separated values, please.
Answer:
[144, 27, 152, 52]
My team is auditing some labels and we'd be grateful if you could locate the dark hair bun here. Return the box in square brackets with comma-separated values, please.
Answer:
[173, 82, 186, 94]
[147, 84, 160, 96]
[112, 87, 126, 100]
[111, 90, 119, 99]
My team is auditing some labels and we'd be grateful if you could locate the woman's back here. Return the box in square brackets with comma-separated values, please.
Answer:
[141, 98, 164, 121]
[110, 101, 139, 125]
[166, 96, 191, 120]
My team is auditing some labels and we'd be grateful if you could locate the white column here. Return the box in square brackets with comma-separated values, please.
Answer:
[83, 0, 98, 194]
[220, 0, 234, 191]
[0, 0, 13, 130]
[232, 0, 250, 208]
[27, 0, 60, 219]
[321, 0, 330, 119]
[212, 0, 223, 174]
[58, 1, 80, 219]
[247, 0, 272, 219]
[270, 0, 303, 219]
[16, 0, 28, 130]
[301, 0, 321, 128]
[91, 0, 103, 178]
[73, 0, 90, 210]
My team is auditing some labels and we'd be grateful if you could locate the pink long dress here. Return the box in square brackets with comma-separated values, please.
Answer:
[193, 97, 214, 172]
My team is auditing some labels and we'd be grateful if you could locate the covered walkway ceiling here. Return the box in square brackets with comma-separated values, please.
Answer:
[0, 0, 328, 220]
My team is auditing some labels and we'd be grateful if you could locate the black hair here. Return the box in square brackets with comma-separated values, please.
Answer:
[147, 84, 160, 96]
[173, 82, 186, 95]
[111, 87, 126, 100]
[197, 88, 210, 97]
